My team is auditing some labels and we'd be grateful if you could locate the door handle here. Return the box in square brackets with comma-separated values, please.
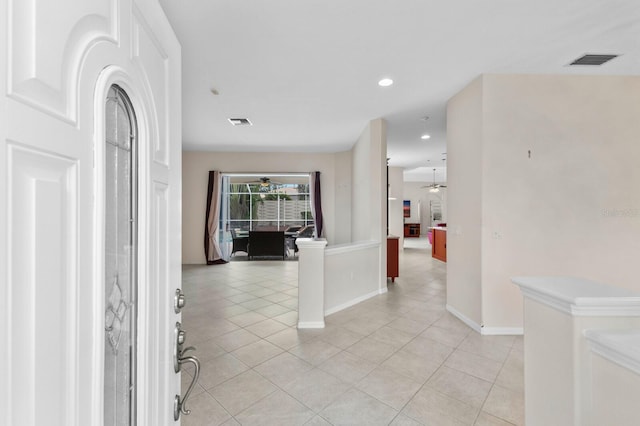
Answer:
[174, 354, 201, 420]
[173, 321, 201, 420]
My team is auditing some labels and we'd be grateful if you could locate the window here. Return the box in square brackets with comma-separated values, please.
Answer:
[223, 174, 312, 232]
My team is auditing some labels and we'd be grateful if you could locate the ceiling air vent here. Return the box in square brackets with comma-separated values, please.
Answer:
[569, 54, 618, 66]
[228, 118, 252, 126]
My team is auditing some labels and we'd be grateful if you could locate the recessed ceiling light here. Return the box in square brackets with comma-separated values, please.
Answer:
[421, 134, 431, 140]
[378, 78, 393, 87]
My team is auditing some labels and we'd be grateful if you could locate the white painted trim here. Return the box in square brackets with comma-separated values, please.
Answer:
[297, 321, 325, 329]
[585, 329, 640, 376]
[482, 327, 524, 336]
[513, 276, 640, 317]
[325, 290, 380, 316]
[325, 240, 379, 256]
[446, 304, 482, 333]
[379, 287, 388, 295]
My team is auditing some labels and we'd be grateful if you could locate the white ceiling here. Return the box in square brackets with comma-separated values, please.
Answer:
[159, 0, 640, 183]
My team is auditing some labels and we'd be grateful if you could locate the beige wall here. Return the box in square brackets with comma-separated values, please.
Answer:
[388, 166, 404, 243]
[447, 76, 484, 327]
[182, 151, 348, 264]
[447, 74, 640, 331]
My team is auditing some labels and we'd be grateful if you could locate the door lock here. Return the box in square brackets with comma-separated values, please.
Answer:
[174, 288, 186, 313]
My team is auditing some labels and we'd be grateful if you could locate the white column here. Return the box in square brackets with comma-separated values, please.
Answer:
[513, 276, 640, 426]
[296, 238, 328, 328]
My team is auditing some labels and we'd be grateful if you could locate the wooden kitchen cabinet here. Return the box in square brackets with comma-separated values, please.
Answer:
[432, 228, 447, 262]
[387, 236, 399, 282]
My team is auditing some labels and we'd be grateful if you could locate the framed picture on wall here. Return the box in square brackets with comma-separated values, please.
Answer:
[403, 200, 411, 218]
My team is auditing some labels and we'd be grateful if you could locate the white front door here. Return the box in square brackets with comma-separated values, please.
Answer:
[0, 1, 183, 425]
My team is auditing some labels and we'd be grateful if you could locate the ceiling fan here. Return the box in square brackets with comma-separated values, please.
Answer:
[421, 168, 447, 193]
[246, 176, 282, 192]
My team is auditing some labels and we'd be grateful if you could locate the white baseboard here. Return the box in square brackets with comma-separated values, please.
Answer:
[297, 321, 325, 329]
[446, 304, 482, 333]
[325, 290, 380, 316]
[446, 305, 523, 335]
[481, 327, 524, 336]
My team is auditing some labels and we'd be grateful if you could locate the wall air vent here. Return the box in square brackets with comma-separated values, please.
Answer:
[228, 118, 252, 126]
[569, 54, 618, 66]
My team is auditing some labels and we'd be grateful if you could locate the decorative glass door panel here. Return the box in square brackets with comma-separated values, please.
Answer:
[104, 85, 138, 425]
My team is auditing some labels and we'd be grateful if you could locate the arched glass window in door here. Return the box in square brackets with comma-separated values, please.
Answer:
[104, 85, 138, 425]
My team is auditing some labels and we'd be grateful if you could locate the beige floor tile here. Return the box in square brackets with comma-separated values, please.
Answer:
[445, 349, 504, 383]
[356, 365, 423, 410]
[284, 368, 351, 412]
[341, 316, 391, 336]
[368, 326, 416, 348]
[318, 350, 377, 384]
[278, 297, 299, 310]
[254, 352, 314, 388]
[249, 287, 277, 298]
[421, 324, 470, 348]
[382, 348, 441, 383]
[273, 310, 299, 326]
[239, 298, 274, 310]
[389, 413, 424, 425]
[227, 311, 269, 327]
[210, 370, 278, 415]
[402, 387, 478, 425]
[458, 333, 512, 364]
[231, 340, 284, 367]
[289, 339, 342, 366]
[386, 316, 430, 335]
[198, 353, 249, 390]
[245, 318, 290, 338]
[474, 411, 516, 426]
[494, 350, 524, 393]
[427, 367, 492, 409]
[191, 337, 227, 362]
[345, 336, 397, 364]
[304, 415, 332, 425]
[214, 328, 261, 352]
[226, 293, 258, 303]
[211, 304, 251, 319]
[482, 385, 524, 426]
[181, 245, 524, 426]
[265, 327, 315, 350]
[402, 335, 454, 364]
[320, 388, 398, 426]
[181, 392, 232, 426]
[316, 325, 366, 349]
[235, 390, 315, 426]
[254, 303, 292, 318]
[261, 291, 291, 303]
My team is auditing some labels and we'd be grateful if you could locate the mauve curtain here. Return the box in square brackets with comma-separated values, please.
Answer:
[204, 170, 226, 264]
[310, 171, 324, 238]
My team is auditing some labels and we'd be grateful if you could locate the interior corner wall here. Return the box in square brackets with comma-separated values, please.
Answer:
[388, 166, 404, 244]
[448, 73, 640, 331]
[351, 118, 388, 288]
[481, 74, 640, 329]
[446, 76, 484, 328]
[181, 151, 343, 264]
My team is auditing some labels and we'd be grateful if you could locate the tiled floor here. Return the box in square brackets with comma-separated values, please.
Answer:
[180, 240, 524, 426]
